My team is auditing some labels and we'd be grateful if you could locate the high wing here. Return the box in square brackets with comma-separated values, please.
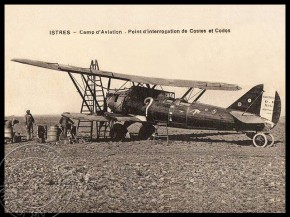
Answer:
[12, 58, 241, 91]
[62, 112, 147, 123]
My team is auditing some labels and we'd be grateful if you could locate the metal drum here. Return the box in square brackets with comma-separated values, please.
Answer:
[38, 125, 48, 138]
[37, 125, 47, 143]
[5, 126, 13, 142]
[47, 125, 60, 142]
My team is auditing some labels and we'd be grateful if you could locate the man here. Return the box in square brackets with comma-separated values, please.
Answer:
[5, 118, 19, 128]
[24, 110, 35, 140]
[5, 118, 20, 143]
[59, 115, 74, 138]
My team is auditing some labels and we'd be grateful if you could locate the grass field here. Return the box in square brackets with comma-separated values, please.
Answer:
[4, 115, 285, 213]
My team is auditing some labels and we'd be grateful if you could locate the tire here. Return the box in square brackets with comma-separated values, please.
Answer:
[266, 134, 275, 147]
[109, 123, 127, 142]
[253, 133, 268, 148]
[138, 124, 156, 140]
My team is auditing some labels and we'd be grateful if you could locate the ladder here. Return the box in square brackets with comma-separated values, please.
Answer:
[153, 122, 169, 143]
[77, 60, 110, 140]
[93, 75, 110, 139]
[77, 74, 97, 140]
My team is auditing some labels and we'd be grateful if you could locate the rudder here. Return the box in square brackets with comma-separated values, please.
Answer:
[260, 90, 281, 125]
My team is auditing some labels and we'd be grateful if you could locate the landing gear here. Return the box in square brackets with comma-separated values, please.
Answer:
[109, 123, 127, 142]
[252, 132, 275, 147]
[266, 133, 275, 147]
[138, 124, 156, 140]
[253, 133, 267, 147]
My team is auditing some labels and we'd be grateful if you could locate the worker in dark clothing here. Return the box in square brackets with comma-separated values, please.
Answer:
[24, 110, 35, 140]
[59, 115, 74, 138]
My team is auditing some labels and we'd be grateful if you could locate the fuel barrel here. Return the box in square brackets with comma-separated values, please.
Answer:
[47, 125, 60, 142]
[37, 125, 47, 143]
[37, 125, 46, 138]
[5, 126, 13, 142]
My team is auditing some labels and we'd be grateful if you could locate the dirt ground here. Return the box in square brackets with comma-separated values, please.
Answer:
[4, 115, 285, 213]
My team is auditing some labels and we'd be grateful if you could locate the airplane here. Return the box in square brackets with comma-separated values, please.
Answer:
[11, 58, 281, 147]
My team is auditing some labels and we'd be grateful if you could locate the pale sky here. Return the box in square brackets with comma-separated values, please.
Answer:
[5, 5, 285, 116]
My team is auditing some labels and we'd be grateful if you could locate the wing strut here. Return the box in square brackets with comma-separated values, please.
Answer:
[67, 72, 92, 112]
[181, 88, 193, 100]
[194, 89, 206, 102]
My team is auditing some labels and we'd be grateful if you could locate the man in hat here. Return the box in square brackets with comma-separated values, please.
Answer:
[24, 110, 35, 140]
[59, 114, 74, 138]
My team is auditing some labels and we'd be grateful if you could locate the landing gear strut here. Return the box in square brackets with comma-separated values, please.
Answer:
[252, 132, 275, 147]
[109, 123, 127, 142]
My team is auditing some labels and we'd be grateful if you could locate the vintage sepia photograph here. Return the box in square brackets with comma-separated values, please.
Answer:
[4, 5, 285, 213]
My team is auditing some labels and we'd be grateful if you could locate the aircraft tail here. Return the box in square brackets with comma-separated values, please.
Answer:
[227, 84, 281, 125]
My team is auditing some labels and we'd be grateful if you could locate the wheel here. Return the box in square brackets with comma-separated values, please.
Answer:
[253, 133, 268, 147]
[266, 133, 275, 147]
[138, 124, 156, 140]
[109, 123, 127, 142]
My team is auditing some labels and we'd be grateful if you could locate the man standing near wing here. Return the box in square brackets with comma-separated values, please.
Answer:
[59, 114, 74, 138]
[24, 109, 35, 141]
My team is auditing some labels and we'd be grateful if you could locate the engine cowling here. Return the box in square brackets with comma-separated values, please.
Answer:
[107, 86, 175, 115]
[107, 92, 128, 113]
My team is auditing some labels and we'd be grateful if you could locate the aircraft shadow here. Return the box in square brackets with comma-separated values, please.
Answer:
[128, 132, 252, 146]
[154, 132, 283, 146]
[173, 132, 240, 138]
[170, 136, 252, 146]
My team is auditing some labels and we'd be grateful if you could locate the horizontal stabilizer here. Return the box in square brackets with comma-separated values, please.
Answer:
[230, 111, 265, 124]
